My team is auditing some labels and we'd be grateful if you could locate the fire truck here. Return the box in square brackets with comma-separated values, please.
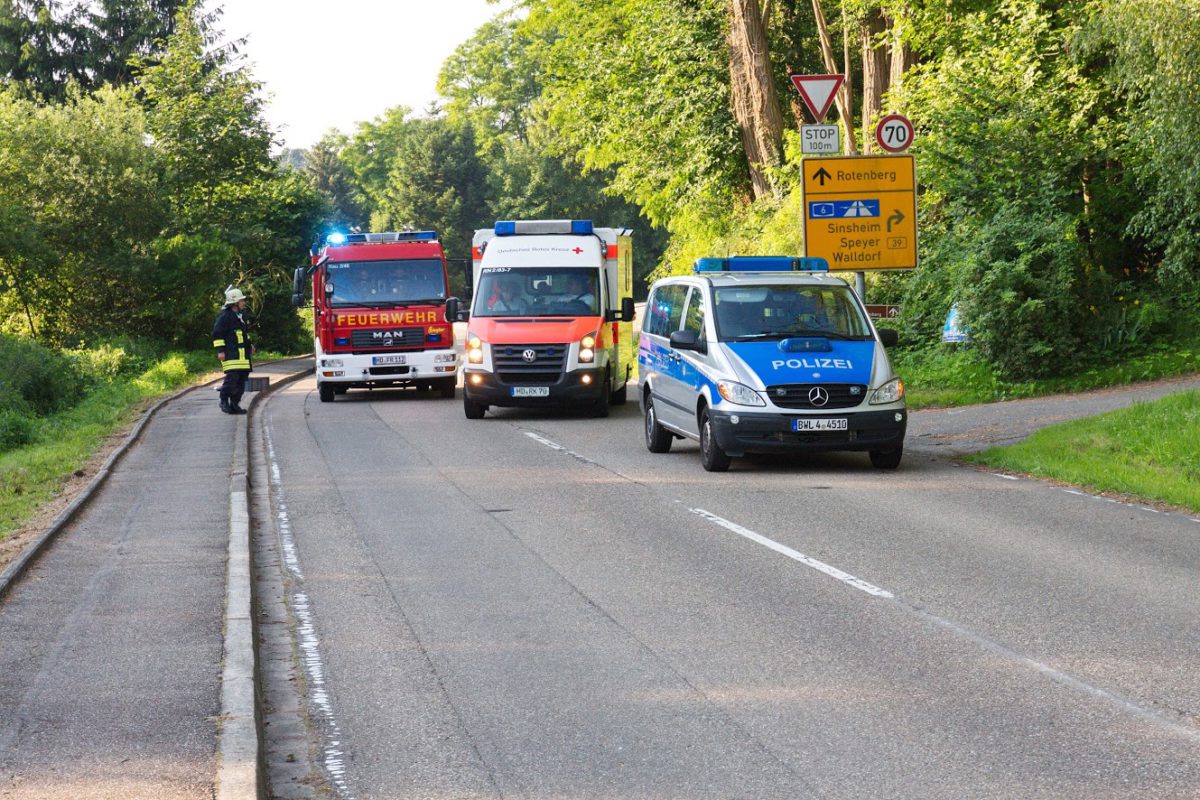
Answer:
[461, 220, 636, 418]
[292, 231, 462, 402]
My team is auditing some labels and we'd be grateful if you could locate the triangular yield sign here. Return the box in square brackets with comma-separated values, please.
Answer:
[790, 74, 844, 123]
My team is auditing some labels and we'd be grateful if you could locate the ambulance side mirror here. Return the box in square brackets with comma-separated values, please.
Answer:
[878, 328, 899, 347]
[608, 297, 636, 322]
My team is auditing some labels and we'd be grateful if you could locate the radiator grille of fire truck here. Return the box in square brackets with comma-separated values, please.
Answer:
[764, 383, 867, 409]
[494, 344, 566, 384]
[351, 327, 425, 350]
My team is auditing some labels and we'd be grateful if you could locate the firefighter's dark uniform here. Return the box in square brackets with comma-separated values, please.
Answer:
[212, 304, 253, 413]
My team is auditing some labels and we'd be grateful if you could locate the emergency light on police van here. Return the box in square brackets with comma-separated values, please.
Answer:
[342, 231, 438, 244]
[494, 220, 594, 236]
[692, 256, 830, 273]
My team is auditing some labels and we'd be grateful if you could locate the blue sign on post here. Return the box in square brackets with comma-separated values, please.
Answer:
[808, 199, 881, 219]
[942, 303, 969, 343]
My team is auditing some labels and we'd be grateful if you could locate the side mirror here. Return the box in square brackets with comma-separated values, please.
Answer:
[622, 296, 635, 322]
[669, 329, 705, 353]
[445, 296, 469, 322]
[291, 267, 306, 308]
[878, 328, 899, 347]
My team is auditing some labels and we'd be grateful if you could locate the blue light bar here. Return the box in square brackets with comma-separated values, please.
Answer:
[570, 219, 594, 235]
[693, 256, 830, 273]
[494, 220, 594, 236]
[494, 221, 517, 236]
[344, 231, 438, 243]
[326, 232, 347, 245]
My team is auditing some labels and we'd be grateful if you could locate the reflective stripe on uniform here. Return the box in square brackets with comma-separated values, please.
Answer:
[213, 339, 226, 347]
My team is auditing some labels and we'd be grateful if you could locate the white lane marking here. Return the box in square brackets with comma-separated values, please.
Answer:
[991, 473, 1019, 480]
[689, 508, 894, 599]
[524, 431, 604, 467]
[265, 424, 353, 799]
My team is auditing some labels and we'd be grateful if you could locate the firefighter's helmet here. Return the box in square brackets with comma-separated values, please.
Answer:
[224, 286, 247, 306]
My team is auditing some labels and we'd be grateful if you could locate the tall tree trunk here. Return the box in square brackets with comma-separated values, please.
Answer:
[728, 0, 785, 200]
[810, 0, 856, 154]
[887, 10, 913, 89]
[860, 7, 888, 153]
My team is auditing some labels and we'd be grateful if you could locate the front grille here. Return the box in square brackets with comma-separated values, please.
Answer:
[765, 383, 867, 409]
[494, 343, 567, 385]
[351, 327, 425, 350]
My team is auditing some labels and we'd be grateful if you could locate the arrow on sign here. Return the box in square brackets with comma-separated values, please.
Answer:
[887, 209, 905, 232]
[813, 167, 832, 186]
[790, 74, 845, 123]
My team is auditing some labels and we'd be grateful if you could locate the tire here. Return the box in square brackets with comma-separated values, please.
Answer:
[699, 407, 731, 472]
[644, 394, 673, 453]
[591, 373, 611, 418]
[463, 394, 487, 419]
[437, 378, 456, 399]
[318, 382, 335, 403]
[869, 447, 903, 469]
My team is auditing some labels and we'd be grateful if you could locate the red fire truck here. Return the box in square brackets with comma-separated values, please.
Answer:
[292, 231, 462, 402]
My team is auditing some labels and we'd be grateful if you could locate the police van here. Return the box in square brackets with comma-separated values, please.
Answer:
[637, 256, 906, 471]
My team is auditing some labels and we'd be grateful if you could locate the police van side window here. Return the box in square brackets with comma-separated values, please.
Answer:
[683, 288, 706, 338]
[646, 285, 687, 337]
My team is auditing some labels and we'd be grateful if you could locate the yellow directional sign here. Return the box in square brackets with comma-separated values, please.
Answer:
[802, 154, 917, 271]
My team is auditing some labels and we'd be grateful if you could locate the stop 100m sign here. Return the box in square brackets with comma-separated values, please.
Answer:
[874, 113, 914, 153]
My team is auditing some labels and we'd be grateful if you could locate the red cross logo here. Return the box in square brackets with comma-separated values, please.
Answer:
[572, 247, 583, 254]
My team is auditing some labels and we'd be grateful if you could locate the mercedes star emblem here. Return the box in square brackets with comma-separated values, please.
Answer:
[808, 386, 829, 407]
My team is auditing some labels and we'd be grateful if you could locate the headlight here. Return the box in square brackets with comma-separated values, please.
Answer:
[579, 333, 597, 363]
[467, 334, 484, 364]
[717, 380, 765, 407]
[434, 353, 457, 363]
[870, 377, 905, 405]
[321, 358, 343, 368]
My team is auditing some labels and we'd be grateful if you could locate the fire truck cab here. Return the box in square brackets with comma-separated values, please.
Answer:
[462, 220, 636, 418]
[292, 231, 461, 402]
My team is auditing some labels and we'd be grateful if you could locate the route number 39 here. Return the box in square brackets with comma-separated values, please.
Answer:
[875, 113, 914, 154]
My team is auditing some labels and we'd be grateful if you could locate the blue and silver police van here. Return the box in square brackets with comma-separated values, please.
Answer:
[637, 256, 906, 471]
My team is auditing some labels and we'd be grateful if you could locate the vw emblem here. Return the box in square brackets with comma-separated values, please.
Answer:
[808, 386, 830, 407]
[522, 348, 537, 363]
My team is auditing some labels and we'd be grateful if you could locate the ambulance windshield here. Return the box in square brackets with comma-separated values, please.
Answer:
[713, 284, 872, 341]
[473, 267, 600, 317]
[325, 259, 446, 308]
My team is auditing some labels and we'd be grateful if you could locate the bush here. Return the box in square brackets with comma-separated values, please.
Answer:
[0, 334, 83, 415]
[64, 337, 163, 389]
[0, 409, 37, 451]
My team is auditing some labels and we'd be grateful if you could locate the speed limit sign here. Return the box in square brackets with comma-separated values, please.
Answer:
[875, 113, 914, 153]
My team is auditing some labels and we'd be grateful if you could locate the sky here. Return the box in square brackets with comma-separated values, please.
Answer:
[217, 1, 508, 151]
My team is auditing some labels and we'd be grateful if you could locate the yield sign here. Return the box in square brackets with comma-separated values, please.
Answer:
[790, 74, 844, 123]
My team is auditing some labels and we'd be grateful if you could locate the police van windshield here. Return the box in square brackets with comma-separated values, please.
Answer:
[713, 284, 873, 341]
[472, 267, 600, 317]
[326, 259, 447, 308]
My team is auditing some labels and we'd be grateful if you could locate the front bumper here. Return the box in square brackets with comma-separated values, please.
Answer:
[463, 368, 604, 407]
[709, 408, 906, 456]
[316, 351, 459, 386]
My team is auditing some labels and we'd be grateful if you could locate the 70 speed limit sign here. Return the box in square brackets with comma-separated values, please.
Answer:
[875, 113, 914, 153]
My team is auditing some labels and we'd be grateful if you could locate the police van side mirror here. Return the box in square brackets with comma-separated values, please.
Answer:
[878, 328, 899, 347]
[669, 329, 706, 353]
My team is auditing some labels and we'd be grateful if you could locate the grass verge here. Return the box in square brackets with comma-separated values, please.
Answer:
[0, 352, 218, 541]
[967, 390, 1200, 513]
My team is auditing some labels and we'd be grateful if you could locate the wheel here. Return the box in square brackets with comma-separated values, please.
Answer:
[699, 407, 731, 472]
[644, 394, 672, 453]
[437, 378, 456, 398]
[463, 394, 487, 419]
[611, 381, 629, 406]
[318, 382, 335, 403]
[869, 447, 903, 469]
[590, 373, 611, 418]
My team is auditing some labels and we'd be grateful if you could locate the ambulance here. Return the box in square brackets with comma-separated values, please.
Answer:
[461, 220, 636, 418]
[637, 256, 906, 471]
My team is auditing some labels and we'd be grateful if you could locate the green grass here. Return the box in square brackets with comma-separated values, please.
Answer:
[0, 352, 216, 540]
[968, 390, 1200, 513]
[893, 338, 1200, 409]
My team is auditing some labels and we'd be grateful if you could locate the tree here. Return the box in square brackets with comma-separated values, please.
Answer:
[727, 0, 784, 198]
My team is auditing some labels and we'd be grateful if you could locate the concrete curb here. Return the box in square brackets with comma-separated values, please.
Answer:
[0, 378, 216, 602]
[216, 364, 312, 800]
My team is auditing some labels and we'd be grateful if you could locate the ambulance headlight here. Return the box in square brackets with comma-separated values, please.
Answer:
[870, 377, 905, 405]
[467, 334, 484, 364]
[717, 380, 766, 407]
[579, 333, 597, 363]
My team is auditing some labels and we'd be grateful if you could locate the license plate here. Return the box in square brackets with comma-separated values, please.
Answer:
[372, 355, 406, 365]
[511, 386, 550, 398]
[792, 417, 848, 432]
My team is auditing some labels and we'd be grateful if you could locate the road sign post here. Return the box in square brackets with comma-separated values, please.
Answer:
[802, 154, 918, 271]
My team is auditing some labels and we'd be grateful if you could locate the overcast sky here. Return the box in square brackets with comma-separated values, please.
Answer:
[217, 1, 508, 150]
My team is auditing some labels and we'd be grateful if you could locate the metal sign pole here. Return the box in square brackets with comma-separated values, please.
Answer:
[856, 271, 866, 301]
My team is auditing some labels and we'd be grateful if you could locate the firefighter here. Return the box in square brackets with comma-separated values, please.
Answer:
[212, 286, 255, 414]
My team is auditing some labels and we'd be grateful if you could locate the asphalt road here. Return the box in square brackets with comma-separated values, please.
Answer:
[258, 376, 1200, 799]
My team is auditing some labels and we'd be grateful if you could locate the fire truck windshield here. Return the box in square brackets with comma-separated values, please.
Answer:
[326, 259, 446, 308]
[473, 267, 600, 317]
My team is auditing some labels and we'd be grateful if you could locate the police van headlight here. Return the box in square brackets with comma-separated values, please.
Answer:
[717, 380, 766, 407]
[870, 377, 905, 405]
[467, 334, 484, 364]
